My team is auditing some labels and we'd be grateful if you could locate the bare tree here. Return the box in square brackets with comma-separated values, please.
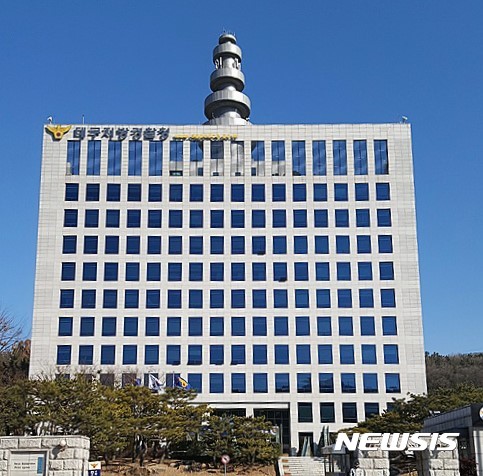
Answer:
[0, 309, 22, 353]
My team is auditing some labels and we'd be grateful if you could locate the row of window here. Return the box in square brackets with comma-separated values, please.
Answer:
[59, 288, 397, 309]
[59, 315, 397, 337]
[62, 234, 394, 255]
[64, 208, 392, 229]
[67, 139, 389, 177]
[299, 401, 389, 423]
[61, 261, 395, 282]
[65, 183, 391, 203]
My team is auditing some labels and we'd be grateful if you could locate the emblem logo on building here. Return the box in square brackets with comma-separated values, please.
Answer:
[45, 124, 72, 140]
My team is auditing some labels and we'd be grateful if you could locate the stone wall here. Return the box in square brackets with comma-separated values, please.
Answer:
[356, 449, 390, 476]
[415, 448, 460, 476]
[0, 436, 90, 476]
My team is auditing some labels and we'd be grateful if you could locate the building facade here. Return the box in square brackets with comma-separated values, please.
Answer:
[30, 34, 426, 451]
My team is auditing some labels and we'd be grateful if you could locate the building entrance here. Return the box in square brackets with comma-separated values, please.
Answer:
[253, 409, 291, 454]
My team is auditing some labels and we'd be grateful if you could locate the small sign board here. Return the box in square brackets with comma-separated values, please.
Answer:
[221, 454, 230, 465]
[88, 461, 102, 476]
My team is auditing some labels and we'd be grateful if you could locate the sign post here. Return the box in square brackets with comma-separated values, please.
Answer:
[88, 461, 102, 476]
[221, 454, 230, 476]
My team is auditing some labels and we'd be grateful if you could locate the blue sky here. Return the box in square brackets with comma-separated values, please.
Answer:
[0, 1, 482, 354]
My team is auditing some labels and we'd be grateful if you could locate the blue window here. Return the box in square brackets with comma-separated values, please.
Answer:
[292, 141, 306, 176]
[107, 141, 121, 175]
[251, 141, 265, 176]
[297, 373, 312, 393]
[169, 141, 183, 174]
[147, 263, 161, 281]
[147, 236, 161, 254]
[67, 141, 80, 175]
[101, 345, 115, 365]
[189, 262, 203, 281]
[210, 184, 224, 202]
[210, 374, 224, 393]
[320, 403, 335, 423]
[340, 344, 355, 364]
[145, 317, 160, 336]
[293, 210, 307, 228]
[294, 236, 307, 254]
[343, 403, 358, 423]
[316, 289, 331, 308]
[378, 235, 393, 253]
[231, 374, 246, 393]
[231, 210, 245, 228]
[359, 289, 374, 308]
[295, 316, 310, 336]
[231, 290, 245, 308]
[65, 183, 79, 201]
[385, 373, 401, 393]
[296, 345, 311, 364]
[145, 345, 159, 365]
[313, 140, 326, 175]
[190, 141, 203, 174]
[341, 373, 356, 393]
[208, 236, 223, 255]
[103, 290, 117, 309]
[272, 184, 286, 201]
[273, 210, 287, 228]
[64, 209, 78, 227]
[124, 289, 139, 309]
[319, 373, 334, 393]
[146, 290, 160, 309]
[210, 345, 224, 364]
[80, 316, 95, 336]
[274, 290, 288, 308]
[127, 210, 141, 228]
[250, 210, 265, 229]
[334, 184, 348, 201]
[188, 345, 202, 365]
[376, 183, 390, 200]
[124, 317, 138, 337]
[125, 262, 139, 281]
[210, 317, 224, 337]
[148, 184, 162, 203]
[365, 403, 380, 418]
[354, 140, 368, 175]
[360, 316, 375, 335]
[377, 209, 392, 227]
[168, 236, 181, 255]
[102, 317, 116, 336]
[231, 184, 244, 202]
[189, 317, 202, 336]
[379, 262, 394, 280]
[317, 344, 333, 364]
[338, 316, 353, 336]
[362, 344, 377, 364]
[189, 289, 203, 309]
[315, 236, 329, 254]
[81, 290, 96, 309]
[357, 235, 371, 253]
[105, 185, 120, 203]
[355, 183, 369, 201]
[167, 290, 181, 309]
[127, 184, 141, 202]
[148, 210, 162, 228]
[210, 263, 224, 281]
[375, 140, 389, 174]
[106, 210, 120, 228]
[61, 262, 75, 281]
[275, 373, 290, 393]
[335, 209, 349, 227]
[338, 289, 352, 308]
[63, 236, 77, 254]
[169, 184, 183, 202]
[314, 184, 327, 201]
[58, 317, 73, 336]
[252, 184, 265, 202]
[187, 374, 202, 393]
[231, 236, 245, 254]
[363, 373, 379, 393]
[253, 290, 267, 308]
[274, 316, 288, 336]
[356, 209, 370, 227]
[253, 316, 267, 336]
[314, 210, 328, 227]
[337, 262, 351, 281]
[166, 345, 180, 365]
[293, 184, 306, 201]
[231, 345, 245, 365]
[78, 345, 93, 365]
[381, 289, 396, 307]
[190, 236, 203, 254]
[358, 262, 373, 280]
[190, 210, 203, 228]
[275, 345, 289, 364]
[271, 141, 286, 179]
[128, 141, 142, 176]
[169, 210, 182, 228]
[273, 262, 287, 282]
[253, 345, 267, 364]
[317, 316, 331, 336]
[210, 290, 224, 308]
[86, 184, 100, 201]
[253, 373, 268, 393]
[126, 236, 140, 254]
[336, 236, 350, 254]
[382, 316, 397, 335]
[149, 142, 162, 176]
[384, 344, 399, 364]
[57, 345, 71, 365]
[123, 345, 137, 365]
[294, 262, 308, 281]
[273, 236, 287, 254]
[210, 210, 224, 228]
[333, 140, 347, 175]
[252, 236, 266, 255]
[231, 317, 245, 336]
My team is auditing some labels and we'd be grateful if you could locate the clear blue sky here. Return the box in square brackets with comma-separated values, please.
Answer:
[1, 1, 482, 354]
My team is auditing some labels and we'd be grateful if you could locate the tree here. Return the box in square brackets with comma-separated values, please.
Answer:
[0, 310, 22, 353]
[0, 339, 30, 386]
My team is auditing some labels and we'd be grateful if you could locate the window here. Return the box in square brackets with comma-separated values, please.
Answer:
[314, 183, 327, 201]
[292, 141, 306, 176]
[169, 184, 183, 202]
[315, 236, 329, 254]
[231, 345, 245, 365]
[124, 290, 139, 309]
[333, 140, 347, 175]
[78, 345, 93, 365]
[147, 185, 162, 203]
[189, 317, 202, 336]
[251, 141, 265, 176]
[320, 402, 335, 423]
[146, 290, 160, 309]
[340, 344, 355, 364]
[294, 262, 308, 281]
[252, 236, 266, 255]
[375, 140, 389, 174]
[273, 210, 287, 228]
[338, 316, 353, 336]
[318, 345, 333, 364]
[319, 374, 334, 394]
[273, 236, 287, 254]
[252, 210, 265, 228]
[148, 210, 162, 228]
[362, 344, 377, 364]
[365, 403, 380, 419]
[358, 262, 373, 280]
[385, 373, 401, 393]
[124, 317, 138, 337]
[166, 345, 181, 365]
[294, 236, 307, 254]
[313, 140, 326, 175]
[273, 290, 288, 308]
[126, 236, 140, 254]
[231, 141, 244, 176]
[359, 289, 374, 308]
[336, 236, 350, 254]
[384, 344, 399, 364]
[274, 316, 288, 336]
[338, 289, 352, 308]
[378, 235, 393, 253]
[231, 317, 245, 336]
[125, 263, 139, 281]
[128, 141, 142, 176]
[210, 290, 224, 308]
[211, 141, 223, 176]
[149, 142, 162, 176]
[210, 263, 224, 281]
[231, 236, 245, 254]
[231, 210, 245, 228]
[56, 345, 71, 365]
[298, 403, 313, 422]
[210, 345, 224, 364]
[341, 373, 356, 393]
[295, 316, 310, 336]
[107, 141, 121, 175]
[356, 209, 370, 227]
[252, 316, 267, 335]
[169, 140, 183, 176]
[210, 237, 224, 255]
[63, 236, 77, 254]
[106, 184, 121, 201]
[273, 262, 287, 282]
[148, 236, 161, 254]
[188, 345, 202, 365]
[253, 345, 267, 364]
[342, 403, 358, 423]
[61, 262, 75, 281]
[354, 140, 368, 175]
[58, 317, 73, 336]
[316, 289, 331, 308]
[67, 141, 80, 175]
[210, 184, 223, 202]
[335, 209, 349, 227]
[381, 289, 396, 307]
[231, 184, 244, 202]
[81, 290, 96, 309]
[297, 373, 312, 393]
[106, 210, 120, 228]
[168, 236, 182, 254]
[189, 290, 203, 309]
[190, 236, 203, 254]
[251, 184, 265, 202]
[103, 290, 117, 309]
[274, 345, 289, 364]
[293, 184, 306, 201]
[275, 373, 290, 393]
[376, 183, 390, 200]
[363, 373, 378, 393]
[357, 235, 371, 253]
[334, 184, 348, 201]
[382, 316, 397, 335]
[101, 345, 115, 365]
[189, 263, 203, 281]
[190, 210, 203, 228]
[296, 345, 311, 364]
[128, 185, 141, 202]
[145, 345, 159, 365]
[337, 262, 351, 281]
[146, 263, 161, 281]
[360, 316, 375, 335]
[314, 210, 328, 227]
[123, 345, 137, 365]
[293, 210, 307, 228]
[187, 374, 202, 393]
[65, 183, 78, 201]
[102, 317, 116, 336]
[190, 141, 203, 176]
[377, 209, 392, 227]
[127, 210, 141, 228]
[253, 373, 268, 393]
[169, 210, 182, 228]
[272, 141, 286, 176]
[379, 262, 394, 280]
[210, 374, 224, 393]
[210, 317, 224, 336]
[272, 184, 286, 201]
[317, 316, 331, 336]
[145, 317, 160, 336]
[167, 290, 181, 309]
[64, 210, 78, 227]
[231, 290, 245, 309]
[355, 183, 369, 201]
[80, 316, 95, 336]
